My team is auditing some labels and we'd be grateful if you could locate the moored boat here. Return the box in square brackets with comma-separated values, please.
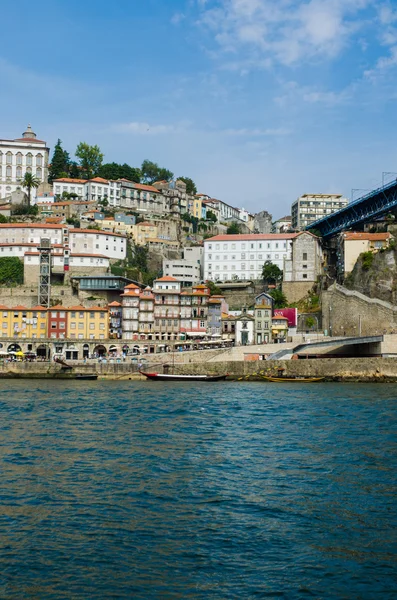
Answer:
[262, 376, 324, 383]
[74, 374, 98, 380]
[140, 371, 228, 382]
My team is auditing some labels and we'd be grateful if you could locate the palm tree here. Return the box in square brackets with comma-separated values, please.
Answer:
[22, 172, 40, 207]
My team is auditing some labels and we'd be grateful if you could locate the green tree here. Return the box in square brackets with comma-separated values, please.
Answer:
[206, 280, 222, 295]
[22, 172, 40, 206]
[177, 176, 197, 195]
[269, 288, 287, 309]
[48, 139, 70, 182]
[98, 162, 141, 182]
[75, 142, 104, 179]
[0, 214, 8, 224]
[141, 159, 173, 184]
[262, 261, 283, 286]
[206, 210, 217, 222]
[68, 161, 80, 179]
[226, 222, 241, 234]
[305, 317, 316, 329]
[0, 257, 24, 285]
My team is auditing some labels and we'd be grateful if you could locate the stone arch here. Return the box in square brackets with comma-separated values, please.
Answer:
[93, 344, 107, 357]
[83, 343, 90, 358]
[36, 343, 49, 359]
[7, 343, 22, 353]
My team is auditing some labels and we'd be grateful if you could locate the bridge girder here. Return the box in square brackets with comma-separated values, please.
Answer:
[307, 181, 397, 239]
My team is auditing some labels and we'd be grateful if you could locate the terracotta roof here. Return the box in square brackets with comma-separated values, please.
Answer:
[89, 177, 109, 184]
[205, 233, 298, 241]
[14, 137, 46, 143]
[108, 301, 122, 307]
[343, 232, 391, 241]
[70, 228, 126, 238]
[53, 178, 87, 184]
[30, 305, 47, 311]
[208, 297, 222, 303]
[272, 315, 289, 320]
[45, 217, 64, 224]
[132, 183, 160, 193]
[156, 276, 178, 282]
[12, 305, 28, 310]
[0, 304, 9, 309]
[0, 223, 62, 229]
[124, 283, 140, 289]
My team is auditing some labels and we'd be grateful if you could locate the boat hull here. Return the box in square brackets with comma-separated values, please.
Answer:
[74, 374, 98, 380]
[140, 372, 228, 382]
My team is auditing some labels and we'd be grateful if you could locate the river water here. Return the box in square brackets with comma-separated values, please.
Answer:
[0, 380, 396, 599]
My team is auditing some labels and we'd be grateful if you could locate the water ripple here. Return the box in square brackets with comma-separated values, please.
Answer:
[0, 380, 396, 598]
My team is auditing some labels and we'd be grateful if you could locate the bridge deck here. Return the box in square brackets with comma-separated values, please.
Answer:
[306, 181, 397, 238]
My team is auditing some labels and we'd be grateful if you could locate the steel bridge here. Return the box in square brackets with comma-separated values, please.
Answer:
[306, 180, 397, 239]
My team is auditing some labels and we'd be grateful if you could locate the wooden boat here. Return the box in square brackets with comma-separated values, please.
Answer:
[262, 375, 324, 383]
[140, 371, 228, 382]
[74, 374, 98, 380]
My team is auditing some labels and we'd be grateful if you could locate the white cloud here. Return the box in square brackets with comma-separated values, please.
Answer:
[112, 122, 185, 135]
[223, 126, 291, 136]
[197, 0, 375, 68]
[171, 12, 186, 25]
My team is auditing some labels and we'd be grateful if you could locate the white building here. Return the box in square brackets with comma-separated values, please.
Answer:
[53, 178, 87, 199]
[291, 194, 348, 230]
[0, 223, 66, 246]
[162, 258, 202, 287]
[272, 215, 292, 233]
[69, 229, 127, 261]
[0, 125, 49, 202]
[0, 223, 127, 262]
[203, 234, 298, 282]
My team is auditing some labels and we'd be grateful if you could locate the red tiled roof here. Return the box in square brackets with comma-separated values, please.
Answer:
[124, 283, 140, 289]
[0, 223, 62, 229]
[70, 228, 126, 238]
[89, 177, 109, 184]
[53, 178, 87, 184]
[132, 183, 160, 193]
[14, 137, 46, 143]
[108, 301, 122, 307]
[156, 276, 178, 282]
[343, 232, 390, 241]
[30, 305, 47, 311]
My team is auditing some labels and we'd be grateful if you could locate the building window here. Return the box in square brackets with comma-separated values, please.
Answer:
[303, 274, 307, 279]
[26, 153, 32, 166]
[6, 152, 12, 164]
[303, 252, 307, 260]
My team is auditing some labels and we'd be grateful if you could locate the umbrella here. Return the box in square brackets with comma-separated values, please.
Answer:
[15, 351, 24, 357]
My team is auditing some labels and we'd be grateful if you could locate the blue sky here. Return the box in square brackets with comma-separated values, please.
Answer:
[1, 0, 397, 218]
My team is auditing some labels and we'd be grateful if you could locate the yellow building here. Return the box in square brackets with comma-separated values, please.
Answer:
[192, 197, 202, 219]
[66, 305, 109, 340]
[131, 222, 158, 245]
[0, 305, 48, 339]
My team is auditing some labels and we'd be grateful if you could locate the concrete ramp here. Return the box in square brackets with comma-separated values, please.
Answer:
[267, 335, 384, 360]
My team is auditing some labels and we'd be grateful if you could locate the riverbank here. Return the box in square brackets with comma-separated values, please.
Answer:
[1, 357, 397, 381]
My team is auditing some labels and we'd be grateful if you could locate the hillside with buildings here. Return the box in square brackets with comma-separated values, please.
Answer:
[2, 123, 397, 357]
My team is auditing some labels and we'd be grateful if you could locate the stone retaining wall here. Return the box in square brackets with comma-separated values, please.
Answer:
[1, 357, 397, 381]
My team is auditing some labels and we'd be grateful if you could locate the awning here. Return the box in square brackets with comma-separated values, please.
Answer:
[186, 332, 206, 337]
